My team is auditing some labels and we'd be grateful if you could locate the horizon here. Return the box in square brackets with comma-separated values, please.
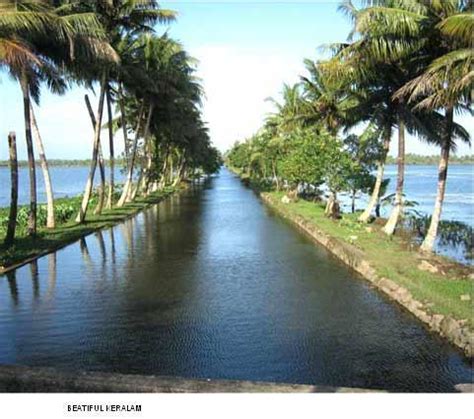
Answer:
[1, 0, 472, 160]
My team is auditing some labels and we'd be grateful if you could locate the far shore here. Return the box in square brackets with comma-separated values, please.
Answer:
[1, 155, 473, 167]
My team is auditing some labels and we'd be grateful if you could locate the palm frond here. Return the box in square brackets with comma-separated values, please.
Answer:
[0, 37, 41, 73]
[356, 6, 424, 38]
[438, 13, 474, 44]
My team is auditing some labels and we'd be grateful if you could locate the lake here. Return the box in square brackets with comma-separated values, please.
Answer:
[341, 164, 474, 227]
[0, 166, 125, 207]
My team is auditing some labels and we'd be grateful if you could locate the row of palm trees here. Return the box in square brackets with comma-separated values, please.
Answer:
[228, 0, 472, 253]
[1, 1, 220, 246]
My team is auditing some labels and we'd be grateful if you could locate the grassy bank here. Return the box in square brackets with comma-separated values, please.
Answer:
[264, 191, 473, 330]
[0, 188, 175, 273]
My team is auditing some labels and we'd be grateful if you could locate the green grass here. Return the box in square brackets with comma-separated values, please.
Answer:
[0, 188, 176, 271]
[266, 191, 473, 328]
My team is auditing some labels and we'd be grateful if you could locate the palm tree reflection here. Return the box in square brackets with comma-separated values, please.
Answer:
[6, 271, 19, 306]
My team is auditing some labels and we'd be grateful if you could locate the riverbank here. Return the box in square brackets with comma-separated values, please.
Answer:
[0, 187, 176, 274]
[260, 192, 473, 358]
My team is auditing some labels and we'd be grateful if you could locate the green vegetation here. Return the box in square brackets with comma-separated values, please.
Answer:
[227, 0, 472, 254]
[0, 187, 175, 271]
[264, 192, 473, 328]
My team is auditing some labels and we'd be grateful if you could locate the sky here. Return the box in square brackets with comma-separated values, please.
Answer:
[0, 0, 472, 161]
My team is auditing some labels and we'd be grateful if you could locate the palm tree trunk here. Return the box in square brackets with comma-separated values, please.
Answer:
[172, 156, 186, 187]
[117, 102, 147, 207]
[106, 87, 115, 209]
[375, 200, 381, 218]
[420, 107, 453, 252]
[142, 153, 154, 196]
[30, 105, 55, 228]
[359, 131, 391, 222]
[325, 191, 340, 218]
[130, 104, 154, 201]
[84, 93, 106, 216]
[20, 74, 37, 236]
[127, 104, 153, 202]
[158, 146, 170, 189]
[138, 120, 155, 197]
[118, 82, 129, 163]
[272, 159, 279, 191]
[144, 137, 157, 195]
[168, 152, 174, 185]
[94, 149, 106, 215]
[76, 73, 107, 223]
[4, 132, 18, 247]
[383, 119, 405, 235]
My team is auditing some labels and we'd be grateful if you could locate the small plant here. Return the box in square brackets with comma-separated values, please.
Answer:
[54, 203, 77, 224]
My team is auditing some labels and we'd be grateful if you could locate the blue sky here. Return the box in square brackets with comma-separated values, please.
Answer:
[0, 0, 472, 160]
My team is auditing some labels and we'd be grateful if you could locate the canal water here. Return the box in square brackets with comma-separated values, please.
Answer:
[0, 169, 472, 391]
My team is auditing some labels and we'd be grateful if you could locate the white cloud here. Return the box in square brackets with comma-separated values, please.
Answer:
[190, 45, 303, 151]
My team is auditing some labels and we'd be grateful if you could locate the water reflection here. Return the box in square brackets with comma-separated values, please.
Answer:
[6, 271, 19, 307]
[79, 237, 91, 261]
[0, 170, 472, 392]
[45, 253, 57, 302]
[95, 231, 107, 267]
[30, 261, 40, 301]
[109, 228, 116, 265]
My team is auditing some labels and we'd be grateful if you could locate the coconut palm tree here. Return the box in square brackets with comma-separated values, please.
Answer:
[348, 0, 471, 242]
[300, 59, 355, 136]
[1, 0, 113, 232]
[72, 0, 176, 220]
[392, 1, 473, 252]
[4, 132, 18, 246]
[320, 45, 415, 230]
[0, 1, 59, 235]
[325, 0, 463, 234]
[124, 33, 204, 197]
[266, 83, 306, 134]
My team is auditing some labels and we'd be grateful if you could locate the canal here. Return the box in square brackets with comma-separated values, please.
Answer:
[0, 168, 472, 391]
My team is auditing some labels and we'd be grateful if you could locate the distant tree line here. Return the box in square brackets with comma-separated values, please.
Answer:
[2, 153, 471, 168]
[386, 154, 473, 165]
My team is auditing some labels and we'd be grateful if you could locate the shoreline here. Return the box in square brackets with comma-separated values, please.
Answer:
[258, 192, 473, 358]
[0, 187, 177, 275]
